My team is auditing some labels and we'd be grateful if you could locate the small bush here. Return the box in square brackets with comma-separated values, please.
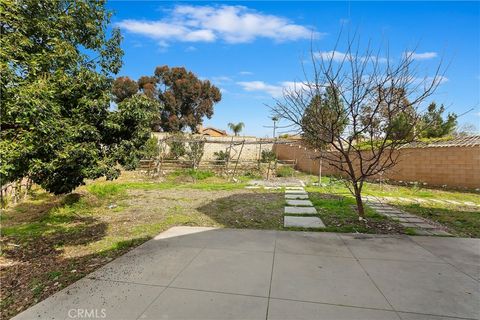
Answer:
[186, 138, 205, 168]
[166, 134, 186, 159]
[141, 136, 159, 159]
[276, 166, 295, 177]
[213, 150, 229, 164]
[261, 150, 276, 163]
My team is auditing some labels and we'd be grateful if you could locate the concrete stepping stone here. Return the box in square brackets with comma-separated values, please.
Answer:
[285, 189, 307, 194]
[285, 187, 305, 190]
[400, 222, 418, 227]
[395, 217, 425, 223]
[429, 230, 452, 236]
[284, 206, 317, 215]
[414, 223, 437, 229]
[284, 216, 325, 228]
[285, 194, 309, 200]
[286, 199, 313, 207]
[412, 229, 433, 236]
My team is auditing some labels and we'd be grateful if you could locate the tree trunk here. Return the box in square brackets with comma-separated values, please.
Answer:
[353, 183, 365, 219]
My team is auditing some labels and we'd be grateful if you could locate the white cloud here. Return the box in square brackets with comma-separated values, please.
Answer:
[117, 5, 318, 45]
[237, 81, 309, 98]
[211, 76, 233, 85]
[315, 51, 388, 63]
[406, 51, 438, 60]
[239, 71, 253, 75]
[412, 75, 449, 85]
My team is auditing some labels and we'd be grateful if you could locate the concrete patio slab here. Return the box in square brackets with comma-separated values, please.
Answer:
[361, 259, 480, 319]
[283, 216, 325, 228]
[13, 278, 164, 320]
[140, 288, 268, 320]
[285, 199, 313, 206]
[171, 248, 273, 296]
[410, 236, 480, 280]
[267, 299, 400, 320]
[284, 206, 317, 215]
[275, 231, 353, 258]
[13, 228, 480, 320]
[285, 193, 309, 199]
[270, 253, 392, 309]
[88, 246, 202, 286]
[153, 227, 277, 252]
[397, 312, 466, 320]
[339, 234, 442, 262]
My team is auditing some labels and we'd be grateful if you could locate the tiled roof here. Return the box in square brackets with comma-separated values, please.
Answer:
[402, 135, 480, 148]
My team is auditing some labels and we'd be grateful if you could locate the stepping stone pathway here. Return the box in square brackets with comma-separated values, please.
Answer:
[366, 200, 451, 236]
[285, 199, 313, 206]
[285, 194, 309, 199]
[364, 195, 480, 209]
[285, 206, 317, 215]
[283, 186, 325, 229]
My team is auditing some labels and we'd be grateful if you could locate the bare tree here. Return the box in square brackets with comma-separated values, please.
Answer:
[272, 34, 445, 219]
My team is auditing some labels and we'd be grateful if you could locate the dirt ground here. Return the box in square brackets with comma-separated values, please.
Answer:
[0, 186, 284, 319]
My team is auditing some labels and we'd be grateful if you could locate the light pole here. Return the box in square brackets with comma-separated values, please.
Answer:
[271, 116, 278, 139]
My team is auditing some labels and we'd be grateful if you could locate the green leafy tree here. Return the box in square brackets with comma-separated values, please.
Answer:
[301, 87, 347, 149]
[140, 66, 221, 132]
[228, 122, 245, 136]
[420, 102, 457, 138]
[0, 0, 156, 194]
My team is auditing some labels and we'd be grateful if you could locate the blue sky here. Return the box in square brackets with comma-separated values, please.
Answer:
[107, 1, 480, 137]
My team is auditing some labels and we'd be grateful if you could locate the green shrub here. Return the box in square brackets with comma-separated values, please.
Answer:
[166, 134, 186, 159]
[261, 150, 276, 163]
[276, 166, 295, 177]
[141, 136, 159, 159]
[186, 138, 205, 168]
[213, 150, 229, 164]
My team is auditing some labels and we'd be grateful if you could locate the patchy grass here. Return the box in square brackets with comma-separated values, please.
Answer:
[276, 166, 296, 177]
[0, 172, 279, 319]
[307, 192, 405, 234]
[304, 175, 480, 204]
[2, 169, 478, 319]
[304, 175, 480, 237]
[393, 203, 480, 238]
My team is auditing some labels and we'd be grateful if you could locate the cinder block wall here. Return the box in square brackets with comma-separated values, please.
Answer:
[274, 143, 480, 189]
[153, 133, 274, 161]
